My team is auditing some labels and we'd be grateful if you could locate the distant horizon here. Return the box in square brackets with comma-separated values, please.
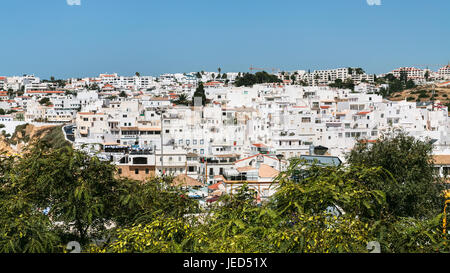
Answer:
[2, 63, 449, 80]
[0, 0, 449, 79]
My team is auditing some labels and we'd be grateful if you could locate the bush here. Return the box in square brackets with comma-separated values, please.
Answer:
[346, 131, 445, 218]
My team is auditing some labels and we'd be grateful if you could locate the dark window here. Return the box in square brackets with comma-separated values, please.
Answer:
[133, 157, 148, 165]
[135, 169, 139, 174]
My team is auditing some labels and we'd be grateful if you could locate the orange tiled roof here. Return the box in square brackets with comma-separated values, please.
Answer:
[357, 111, 371, 115]
[172, 174, 203, 187]
[433, 155, 450, 165]
[258, 164, 280, 178]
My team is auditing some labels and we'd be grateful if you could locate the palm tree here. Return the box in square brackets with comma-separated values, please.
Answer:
[174, 93, 189, 106]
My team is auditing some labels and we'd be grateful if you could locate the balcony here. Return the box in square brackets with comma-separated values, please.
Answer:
[129, 148, 154, 155]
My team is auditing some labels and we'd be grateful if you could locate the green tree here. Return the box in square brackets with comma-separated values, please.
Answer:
[234, 71, 281, 87]
[290, 74, 296, 85]
[406, 79, 416, 89]
[0, 154, 61, 253]
[399, 71, 408, 85]
[89, 83, 99, 90]
[272, 159, 388, 220]
[346, 131, 445, 218]
[38, 97, 51, 106]
[192, 82, 207, 106]
[355, 68, 365, 75]
[11, 144, 134, 245]
[425, 70, 430, 81]
[173, 93, 190, 106]
[7, 88, 14, 98]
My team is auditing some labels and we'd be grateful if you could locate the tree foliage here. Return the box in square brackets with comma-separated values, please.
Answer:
[192, 83, 207, 106]
[234, 72, 281, 87]
[329, 78, 355, 90]
[1, 134, 449, 253]
[0, 142, 197, 252]
[346, 131, 445, 218]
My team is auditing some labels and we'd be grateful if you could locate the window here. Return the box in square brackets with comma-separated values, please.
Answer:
[301, 117, 311, 123]
[145, 169, 149, 174]
[118, 168, 122, 174]
[135, 169, 139, 174]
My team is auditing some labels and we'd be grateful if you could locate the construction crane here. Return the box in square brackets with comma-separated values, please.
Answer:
[249, 65, 280, 74]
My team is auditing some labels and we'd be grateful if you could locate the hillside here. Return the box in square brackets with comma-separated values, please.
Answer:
[0, 124, 70, 155]
[389, 85, 450, 106]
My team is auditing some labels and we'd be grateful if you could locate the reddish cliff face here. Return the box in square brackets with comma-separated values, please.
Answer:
[0, 124, 66, 155]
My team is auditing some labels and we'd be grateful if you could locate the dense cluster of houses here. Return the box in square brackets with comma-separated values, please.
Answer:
[0, 68, 449, 204]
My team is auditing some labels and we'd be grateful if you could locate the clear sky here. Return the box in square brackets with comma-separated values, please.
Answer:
[0, 0, 449, 79]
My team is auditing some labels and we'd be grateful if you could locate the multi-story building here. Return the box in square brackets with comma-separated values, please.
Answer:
[438, 65, 450, 80]
[390, 67, 429, 80]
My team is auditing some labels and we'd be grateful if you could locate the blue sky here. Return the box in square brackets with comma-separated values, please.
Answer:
[0, 0, 449, 79]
